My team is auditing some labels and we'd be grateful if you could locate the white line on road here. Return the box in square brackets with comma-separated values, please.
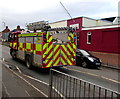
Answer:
[2, 62, 48, 97]
[14, 64, 66, 98]
[24, 75, 49, 86]
[1, 58, 66, 98]
[63, 67, 120, 84]
[11, 69, 48, 97]
[2, 82, 11, 97]
[25, 90, 31, 97]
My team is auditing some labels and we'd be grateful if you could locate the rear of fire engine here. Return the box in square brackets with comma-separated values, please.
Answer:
[9, 23, 77, 69]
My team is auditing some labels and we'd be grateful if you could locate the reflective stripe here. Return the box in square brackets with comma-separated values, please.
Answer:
[10, 43, 12, 47]
[61, 45, 67, 65]
[43, 33, 53, 68]
[13, 42, 17, 49]
[54, 45, 60, 66]
[26, 43, 33, 52]
[18, 43, 25, 51]
[36, 44, 42, 51]
[67, 33, 76, 65]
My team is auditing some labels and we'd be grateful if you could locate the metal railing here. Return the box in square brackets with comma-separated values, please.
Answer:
[49, 69, 120, 98]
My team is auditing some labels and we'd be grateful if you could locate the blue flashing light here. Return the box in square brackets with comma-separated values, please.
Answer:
[74, 37, 76, 39]
[43, 35, 46, 39]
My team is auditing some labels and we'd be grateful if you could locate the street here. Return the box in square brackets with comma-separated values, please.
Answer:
[1, 44, 120, 97]
[2, 61, 48, 97]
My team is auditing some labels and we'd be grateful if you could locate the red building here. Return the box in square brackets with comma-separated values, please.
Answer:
[80, 25, 120, 66]
[67, 17, 119, 66]
[67, 17, 112, 47]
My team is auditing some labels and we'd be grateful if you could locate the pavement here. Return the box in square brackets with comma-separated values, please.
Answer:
[102, 63, 120, 70]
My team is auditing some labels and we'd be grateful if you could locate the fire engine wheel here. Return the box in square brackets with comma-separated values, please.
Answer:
[26, 56, 32, 69]
[11, 51, 16, 60]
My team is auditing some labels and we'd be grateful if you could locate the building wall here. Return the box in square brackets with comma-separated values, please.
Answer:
[67, 17, 82, 47]
[96, 20, 112, 26]
[49, 20, 67, 28]
[82, 17, 112, 28]
[67, 17, 82, 32]
[82, 17, 97, 27]
[80, 27, 119, 53]
[90, 51, 119, 66]
[79, 26, 120, 66]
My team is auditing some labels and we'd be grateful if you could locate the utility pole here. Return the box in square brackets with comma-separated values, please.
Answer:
[59, 1, 75, 22]
[2, 21, 6, 29]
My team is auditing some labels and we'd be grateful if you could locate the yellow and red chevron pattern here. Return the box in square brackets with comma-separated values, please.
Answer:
[53, 44, 67, 66]
[67, 33, 76, 65]
[42, 32, 53, 68]
[60, 44, 67, 66]
[53, 44, 61, 66]
[42, 32, 76, 68]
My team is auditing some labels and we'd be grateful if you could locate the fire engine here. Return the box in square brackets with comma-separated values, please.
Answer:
[9, 23, 77, 69]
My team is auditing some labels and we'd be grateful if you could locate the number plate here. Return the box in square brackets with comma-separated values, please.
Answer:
[96, 63, 100, 65]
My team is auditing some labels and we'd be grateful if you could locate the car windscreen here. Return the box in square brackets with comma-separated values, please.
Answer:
[80, 50, 90, 56]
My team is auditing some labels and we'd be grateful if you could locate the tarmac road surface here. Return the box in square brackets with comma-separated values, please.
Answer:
[1, 60, 49, 98]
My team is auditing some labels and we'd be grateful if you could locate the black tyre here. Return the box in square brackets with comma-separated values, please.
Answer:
[26, 56, 32, 69]
[11, 51, 16, 60]
[82, 61, 87, 68]
[96, 66, 101, 69]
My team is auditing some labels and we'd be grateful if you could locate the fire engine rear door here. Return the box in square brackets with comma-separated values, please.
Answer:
[53, 44, 67, 66]
[60, 44, 67, 66]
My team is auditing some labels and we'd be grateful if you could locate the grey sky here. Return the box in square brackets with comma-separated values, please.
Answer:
[0, 0, 119, 31]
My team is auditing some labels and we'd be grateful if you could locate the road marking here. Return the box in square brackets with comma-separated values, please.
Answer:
[101, 76, 120, 84]
[63, 67, 120, 84]
[24, 75, 49, 86]
[15, 65, 66, 98]
[2, 82, 11, 97]
[2, 62, 48, 97]
[2, 60, 65, 98]
[11, 69, 48, 97]
[25, 90, 31, 97]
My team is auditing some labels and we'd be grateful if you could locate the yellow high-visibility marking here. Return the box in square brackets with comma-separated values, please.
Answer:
[36, 44, 42, 51]
[46, 60, 53, 67]
[54, 58, 60, 66]
[54, 50, 60, 61]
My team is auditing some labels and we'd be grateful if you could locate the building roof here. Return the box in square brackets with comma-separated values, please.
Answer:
[101, 17, 116, 22]
[82, 24, 120, 30]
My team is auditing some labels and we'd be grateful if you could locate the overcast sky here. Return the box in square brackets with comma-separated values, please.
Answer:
[0, 0, 119, 31]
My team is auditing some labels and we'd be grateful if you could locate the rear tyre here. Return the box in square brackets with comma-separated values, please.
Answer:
[26, 56, 32, 69]
[82, 61, 87, 68]
[97, 66, 101, 70]
[11, 51, 16, 60]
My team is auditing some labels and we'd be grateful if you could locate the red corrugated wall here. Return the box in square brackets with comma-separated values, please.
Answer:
[79, 27, 120, 54]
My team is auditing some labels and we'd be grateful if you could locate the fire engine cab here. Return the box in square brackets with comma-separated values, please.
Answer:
[9, 24, 77, 69]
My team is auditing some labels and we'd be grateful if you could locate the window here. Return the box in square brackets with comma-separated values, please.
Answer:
[87, 32, 91, 44]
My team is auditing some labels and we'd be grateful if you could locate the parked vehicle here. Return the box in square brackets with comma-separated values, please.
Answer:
[76, 49, 101, 69]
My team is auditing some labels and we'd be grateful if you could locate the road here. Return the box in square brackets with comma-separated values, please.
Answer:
[1, 44, 120, 97]
[2, 61, 48, 98]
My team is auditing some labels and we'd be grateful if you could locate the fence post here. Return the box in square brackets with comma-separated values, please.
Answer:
[49, 69, 53, 99]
